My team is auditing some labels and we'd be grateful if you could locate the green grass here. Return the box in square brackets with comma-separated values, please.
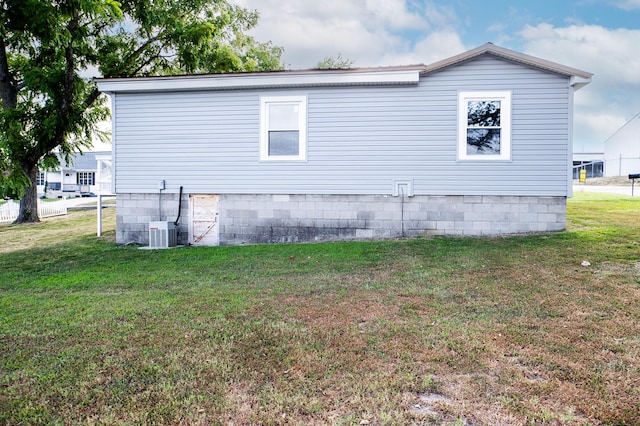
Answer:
[1, 193, 639, 425]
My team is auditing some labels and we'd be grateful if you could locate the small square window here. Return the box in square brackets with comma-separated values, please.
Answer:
[36, 171, 45, 186]
[261, 96, 307, 161]
[458, 92, 511, 161]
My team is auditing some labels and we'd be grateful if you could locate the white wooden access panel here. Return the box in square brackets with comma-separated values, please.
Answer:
[189, 194, 219, 246]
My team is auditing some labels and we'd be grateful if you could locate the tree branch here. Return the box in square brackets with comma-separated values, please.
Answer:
[0, 37, 18, 109]
[52, 17, 80, 149]
[130, 49, 165, 76]
[118, 35, 161, 76]
[84, 87, 101, 109]
[61, 18, 79, 115]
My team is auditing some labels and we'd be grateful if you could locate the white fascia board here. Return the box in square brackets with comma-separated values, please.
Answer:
[569, 76, 592, 91]
[96, 69, 421, 93]
[425, 43, 593, 82]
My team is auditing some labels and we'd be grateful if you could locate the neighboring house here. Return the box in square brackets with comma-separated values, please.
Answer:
[572, 152, 604, 179]
[604, 113, 640, 177]
[96, 43, 591, 247]
[38, 151, 113, 198]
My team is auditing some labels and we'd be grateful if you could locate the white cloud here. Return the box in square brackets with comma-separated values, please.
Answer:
[234, 0, 460, 68]
[365, 0, 427, 30]
[380, 30, 465, 65]
[520, 24, 640, 87]
[574, 112, 627, 151]
[614, 0, 640, 10]
[488, 23, 505, 33]
[519, 23, 640, 150]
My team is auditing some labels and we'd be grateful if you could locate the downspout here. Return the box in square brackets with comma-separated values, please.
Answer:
[400, 186, 405, 238]
[567, 82, 575, 198]
[158, 180, 164, 221]
[110, 93, 117, 196]
[174, 186, 183, 226]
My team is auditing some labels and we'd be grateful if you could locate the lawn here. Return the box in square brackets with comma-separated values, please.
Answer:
[1, 193, 639, 425]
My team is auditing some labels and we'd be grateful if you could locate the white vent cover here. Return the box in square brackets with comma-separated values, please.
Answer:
[149, 221, 177, 248]
[393, 179, 414, 197]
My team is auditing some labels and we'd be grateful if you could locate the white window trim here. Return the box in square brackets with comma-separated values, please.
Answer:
[458, 91, 511, 161]
[77, 171, 95, 186]
[36, 171, 45, 186]
[260, 95, 307, 161]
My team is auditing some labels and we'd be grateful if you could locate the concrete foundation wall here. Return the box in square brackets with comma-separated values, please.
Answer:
[116, 193, 566, 246]
[116, 193, 189, 245]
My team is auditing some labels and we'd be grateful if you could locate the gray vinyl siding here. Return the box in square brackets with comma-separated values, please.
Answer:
[113, 55, 571, 196]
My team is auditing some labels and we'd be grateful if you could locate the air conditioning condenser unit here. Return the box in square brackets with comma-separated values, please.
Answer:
[149, 221, 177, 248]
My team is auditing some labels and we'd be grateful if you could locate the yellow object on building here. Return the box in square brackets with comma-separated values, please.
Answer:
[579, 169, 587, 183]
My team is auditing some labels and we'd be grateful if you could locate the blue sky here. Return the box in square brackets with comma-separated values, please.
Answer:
[455, 1, 639, 41]
[235, 0, 640, 152]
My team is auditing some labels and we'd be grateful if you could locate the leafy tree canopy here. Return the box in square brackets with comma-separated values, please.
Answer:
[316, 53, 354, 69]
[0, 0, 282, 221]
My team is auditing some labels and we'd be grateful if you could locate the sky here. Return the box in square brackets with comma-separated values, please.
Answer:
[232, 0, 640, 153]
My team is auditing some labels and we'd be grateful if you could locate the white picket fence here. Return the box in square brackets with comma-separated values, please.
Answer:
[0, 199, 68, 223]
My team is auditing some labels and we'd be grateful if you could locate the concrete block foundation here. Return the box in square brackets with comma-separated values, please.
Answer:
[116, 193, 567, 246]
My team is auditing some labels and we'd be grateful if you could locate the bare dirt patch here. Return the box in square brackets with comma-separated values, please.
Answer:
[579, 176, 632, 186]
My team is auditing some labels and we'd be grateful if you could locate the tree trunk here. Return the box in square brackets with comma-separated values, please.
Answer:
[15, 163, 40, 223]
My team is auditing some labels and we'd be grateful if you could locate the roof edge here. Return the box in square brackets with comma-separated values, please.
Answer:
[604, 111, 640, 143]
[95, 67, 424, 93]
[424, 43, 593, 80]
[95, 43, 593, 94]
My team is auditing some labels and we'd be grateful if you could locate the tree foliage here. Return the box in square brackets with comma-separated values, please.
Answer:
[0, 0, 282, 221]
[316, 53, 354, 69]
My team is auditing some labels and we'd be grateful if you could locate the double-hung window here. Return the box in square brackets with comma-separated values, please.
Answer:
[260, 96, 307, 161]
[458, 91, 511, 161]
[36, 171, 45, 185]
[77, 172, 95, 186]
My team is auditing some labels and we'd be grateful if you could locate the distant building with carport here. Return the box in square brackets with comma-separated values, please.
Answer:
[573, 152, 604, 179]
[604, 113, 640, 177]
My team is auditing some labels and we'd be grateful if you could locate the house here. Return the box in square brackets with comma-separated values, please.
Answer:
[603, 113, 640, 177]
[37, 151, 112, 198]
[573, 152, 604, 179]
[96, 43, 591, 246]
